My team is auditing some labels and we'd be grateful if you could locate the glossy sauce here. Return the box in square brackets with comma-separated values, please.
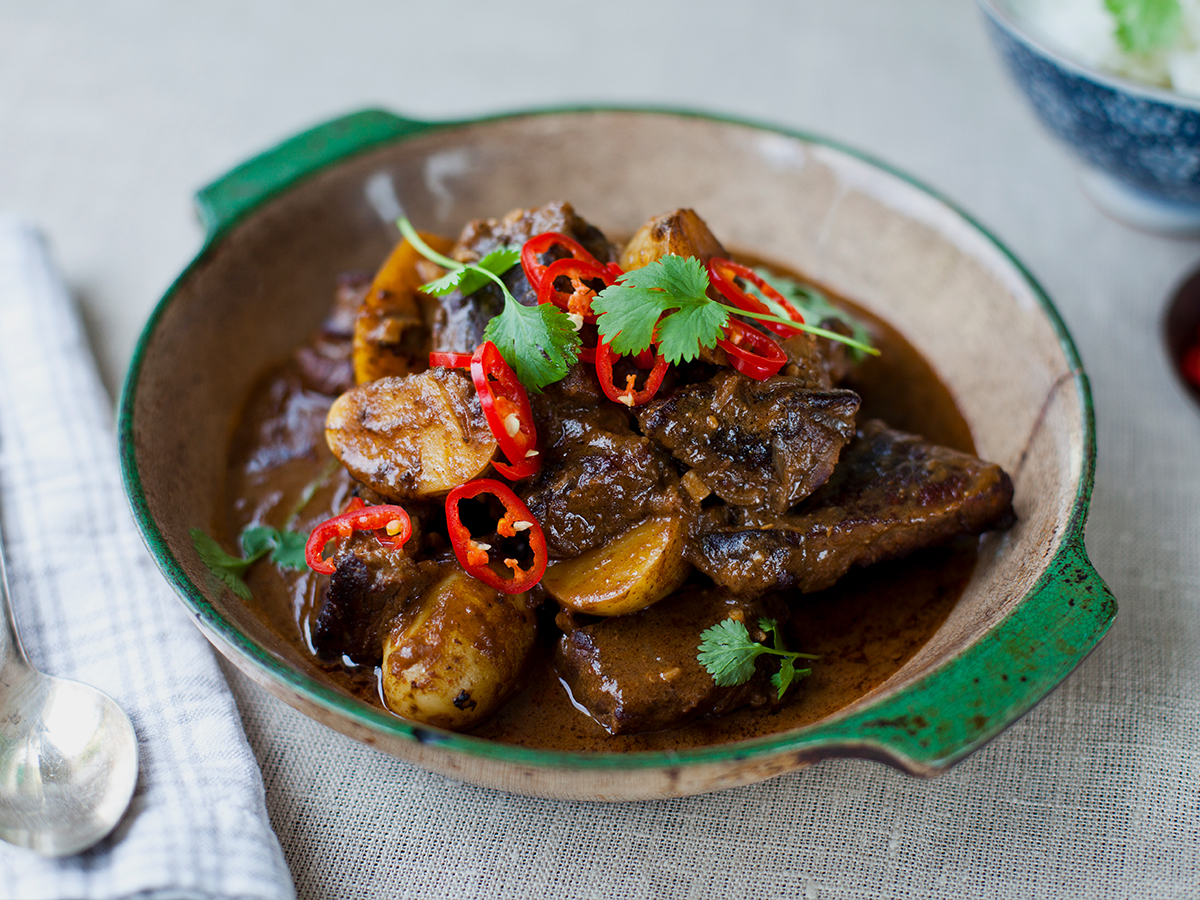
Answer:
[224, 293, 979, 751]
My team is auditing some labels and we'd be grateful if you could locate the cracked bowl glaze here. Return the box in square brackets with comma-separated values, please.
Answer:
[979, 0, 1200, 234]
[118, 108, 1115, 799]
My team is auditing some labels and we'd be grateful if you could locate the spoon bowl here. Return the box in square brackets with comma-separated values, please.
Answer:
[0, 519, 138, 857]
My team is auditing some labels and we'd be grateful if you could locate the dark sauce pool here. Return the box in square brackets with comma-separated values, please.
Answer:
[223, 286, 980, 752]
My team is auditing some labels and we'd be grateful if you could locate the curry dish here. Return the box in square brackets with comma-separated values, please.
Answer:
[223, 202, 1015, 751]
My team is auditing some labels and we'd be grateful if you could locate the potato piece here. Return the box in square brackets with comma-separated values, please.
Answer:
[618, 209, 728, 272]
[381, 568, 536, 730]
[542, 517, 690, 617]
[352, 231, 454, 384]
[325, 368, 497, 501]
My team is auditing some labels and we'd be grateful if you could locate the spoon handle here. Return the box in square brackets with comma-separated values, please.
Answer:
[0, 512, 32, 690]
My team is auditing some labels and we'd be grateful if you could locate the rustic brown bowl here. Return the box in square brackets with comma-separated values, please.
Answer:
[119, 107, 1115, 799]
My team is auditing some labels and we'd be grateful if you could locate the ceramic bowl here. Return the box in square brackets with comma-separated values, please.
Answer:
[979, 0, 1200, 234]
[119, 107, 1115, 800]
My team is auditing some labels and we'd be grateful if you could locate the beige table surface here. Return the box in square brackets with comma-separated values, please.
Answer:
[5, 1, 1200, 897]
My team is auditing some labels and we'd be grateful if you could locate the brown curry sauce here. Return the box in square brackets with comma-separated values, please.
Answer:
[224, 288, 980, 752]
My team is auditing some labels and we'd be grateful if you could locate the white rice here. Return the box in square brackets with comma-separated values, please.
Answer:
[1010, 0, 1200, 97]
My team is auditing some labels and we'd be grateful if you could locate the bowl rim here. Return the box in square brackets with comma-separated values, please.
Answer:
[118, 105, 1116, 778]
[977, 0, 1200, 111]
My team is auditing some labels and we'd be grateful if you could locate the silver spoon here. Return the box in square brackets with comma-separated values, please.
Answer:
[0, 512, 138, 856]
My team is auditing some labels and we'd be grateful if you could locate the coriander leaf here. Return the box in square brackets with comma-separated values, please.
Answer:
[1107, 0, 1182, 54]
[270, 530, 308, 570]
[483, 299, 581, 392]
[699, 616, 819, 698]
[190, 528, 253, 601]
[476, 245, 522, 277]
[240, 526, 280, 561]
[772, 658, 796, 700]
[594, 256, 728, 363]
[697, 619, 765, 687]
[422, 246, 522, 299]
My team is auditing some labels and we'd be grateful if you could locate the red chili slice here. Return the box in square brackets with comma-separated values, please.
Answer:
[537, 258, 613, 317]
[445, 479, 548, 594]
[717, 318, 787, 380]
[429, 351, 473, 368]
[521, 232, 603, 293]
[708, 258, 806, 338]
[470, 341, 540, 480]
[305, 503, 412, 575]
[595, 340, 670, 407]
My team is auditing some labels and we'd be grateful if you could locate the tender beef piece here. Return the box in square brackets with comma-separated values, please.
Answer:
[452, 200, 618, 266]
[430, 202, 617, 354]
[295, 272, 370, 395]
[691, 420, 1016, 596]
[555, 588, 786, 735]
[520, 384, 681, 558]
[311, 536, 437, 665]
[637, 369, 861, 514]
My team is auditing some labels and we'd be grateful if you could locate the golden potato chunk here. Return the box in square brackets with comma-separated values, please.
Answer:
[618, 208, 728, 272]
[352, 231, 454, 384]
[542, 517, 690, 617]
[382, 568, 536, 730]
[325, 368, 496, 501]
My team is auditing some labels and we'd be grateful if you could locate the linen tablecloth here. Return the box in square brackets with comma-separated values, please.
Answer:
[0, 217, 294, 900]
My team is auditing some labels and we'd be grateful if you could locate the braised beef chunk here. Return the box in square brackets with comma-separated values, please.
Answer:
[779, 318, 857, 389]
[554, 588, 785, 734]
[430, 201, 618, 354]
[520, 384, 681, 558]
[691, 420, 1016, 596]
[451, 200, 618, 266]
[637, 369, 860, 514]
[311, 535, 435, 665]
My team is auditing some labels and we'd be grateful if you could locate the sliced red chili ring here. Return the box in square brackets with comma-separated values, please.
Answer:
[429, 351, 473, 368]
[537, 257, 613, 318]
[595, 340, 670, 407]
[305, 503, 412, 575]
[470, 341, 540, 480]
[445, 479, 548, 594]
[717, 318, 787, 380]
[708, 258, 806, 338]
[521, 232, 602, 293]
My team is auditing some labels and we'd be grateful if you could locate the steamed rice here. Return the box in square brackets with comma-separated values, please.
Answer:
[1011, 0, 1200, 97]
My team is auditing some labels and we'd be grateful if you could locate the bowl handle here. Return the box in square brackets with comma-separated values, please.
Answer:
[194, 109, 436, 242]
[802, 536, 1116, 775]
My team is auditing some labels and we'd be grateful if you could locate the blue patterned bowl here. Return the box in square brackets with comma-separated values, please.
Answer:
[979, 0, 1200, 233]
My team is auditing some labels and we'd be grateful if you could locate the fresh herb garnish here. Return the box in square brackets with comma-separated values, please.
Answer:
[747, 268, 875, 363]
[398, 217, 581, 391]
[697, 617, 819, 700]
[1106, 0, 1182, 55]
[592, 255, 878, 364]
[190, 525, 306, 601]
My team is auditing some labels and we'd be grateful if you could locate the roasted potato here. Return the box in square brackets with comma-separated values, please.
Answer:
[325, 368, 497, 501]
[542, 517, 690, 617]
[618, 209, 728, 272]
[381, 567, 537, 730]
[352, 231, 454, 384]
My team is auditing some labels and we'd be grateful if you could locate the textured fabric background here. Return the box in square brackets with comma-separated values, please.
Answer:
[0, 220, 294, 900]
[4, 0, 1200, 897]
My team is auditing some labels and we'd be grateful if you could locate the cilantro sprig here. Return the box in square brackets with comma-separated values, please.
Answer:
[1106, 0, 1182, 55]
[190, 525, 306, 601]
[697, 617, 819, 700]
[746, 268, 875, 363]
[399, 217, 581, 391]
[592, 255, 878, 365]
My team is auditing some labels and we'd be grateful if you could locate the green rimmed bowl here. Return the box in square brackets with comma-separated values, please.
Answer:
[119, 107, 1115, 799]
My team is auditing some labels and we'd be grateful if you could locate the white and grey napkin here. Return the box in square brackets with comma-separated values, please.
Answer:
[0, 216, 294, 900]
